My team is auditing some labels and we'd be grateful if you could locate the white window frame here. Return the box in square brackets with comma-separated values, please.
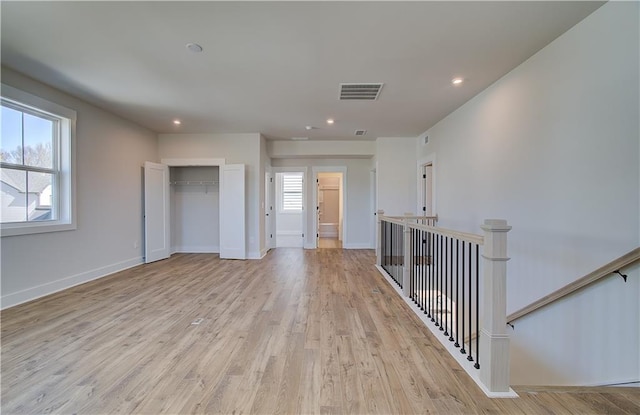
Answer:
[279, 172, 304, 213]
[1, 84, 76, 237]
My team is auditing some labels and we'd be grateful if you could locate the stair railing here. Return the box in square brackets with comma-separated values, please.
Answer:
[507, 247, 640, 325]
[376, 210, 513, 396]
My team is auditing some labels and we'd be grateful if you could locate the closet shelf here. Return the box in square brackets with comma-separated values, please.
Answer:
[170, 180, 218, 186]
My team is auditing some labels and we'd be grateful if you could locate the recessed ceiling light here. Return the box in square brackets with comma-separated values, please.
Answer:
[452, 77, 464, 85]
[173, 119, 182, 125]
[326, 118, 335, 125]
[186, 43, 203, 53]
[305, 126, 315, 130]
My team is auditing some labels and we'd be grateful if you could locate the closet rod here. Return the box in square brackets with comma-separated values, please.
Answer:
[170, 180, 219, 185]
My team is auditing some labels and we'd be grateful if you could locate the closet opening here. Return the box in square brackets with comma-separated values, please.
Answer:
[169, 166, 220, 254]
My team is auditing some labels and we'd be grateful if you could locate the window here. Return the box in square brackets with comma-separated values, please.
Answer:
[1, 84, 76, 237]
[281, 172, 303, 211]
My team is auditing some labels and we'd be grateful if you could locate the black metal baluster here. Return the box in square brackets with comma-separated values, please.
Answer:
[381, 221, 384, 269]
[443, 236, 449, 337]
[475, 243, 480, 369]
[449, 237, 454, 342]
[467, 241, 473, 363]
[460, 242, 466, 355]
[455, 240, 460, 348]
[418, 228, 421, 307]
[439, 235, 443, 331]
[388, 222, 391, 278]
[431, 232, 436, 323]
[427, 231, 432, 317]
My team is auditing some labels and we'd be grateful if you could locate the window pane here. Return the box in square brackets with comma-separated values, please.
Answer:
[0, 168, 27, 223]
[1, 105, 23, 165]
[282, 173, 303, 211]
[27, 171, 54, 221]
[23, 112, 54, 169]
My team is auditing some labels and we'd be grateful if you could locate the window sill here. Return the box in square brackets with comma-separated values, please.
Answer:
[1, 221, 76, 237]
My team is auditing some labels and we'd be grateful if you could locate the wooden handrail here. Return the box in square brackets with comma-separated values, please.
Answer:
[507, 247, 640, 324]
[380, 215, 483, 246]
[379, 216, 408, 226]
[409, 222, 484, 246]
[387, 215, 439, 221]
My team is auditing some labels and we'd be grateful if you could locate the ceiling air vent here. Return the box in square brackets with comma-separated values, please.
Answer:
[354, 130, 367, 136]
[340, 83, 383, 100]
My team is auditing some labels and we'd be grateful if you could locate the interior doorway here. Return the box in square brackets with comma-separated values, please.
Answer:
[417, 156, 436, 218]
[316, 172, 343, 249]
[275, 171, 305, 248]
[423, 163, 433, 216]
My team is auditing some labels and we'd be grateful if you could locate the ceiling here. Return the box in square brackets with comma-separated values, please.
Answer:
[1, 1, 604, 141]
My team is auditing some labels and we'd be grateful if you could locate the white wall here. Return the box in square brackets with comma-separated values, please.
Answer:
[271, 158, 373, 249]
[418, 2, 639, 386]
[376, 137, 418, 216]
[268, 140, 375, 159]
[157, 133, 263, 259]
[1, 67, 159, 308]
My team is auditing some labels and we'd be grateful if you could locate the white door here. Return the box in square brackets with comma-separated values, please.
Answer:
[275, 172, 304, 248]
[265, 173, 274, 250]
[220, 164, 246, 259]
[144, 161, 170, 263]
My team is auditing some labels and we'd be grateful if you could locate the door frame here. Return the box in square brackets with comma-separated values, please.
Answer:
[312, 166, 347, 249]
[159, 158, 227, 256]
[265, 172, 275, 250]
[417, 154, 437, 217]
[272, 166, 308, 248]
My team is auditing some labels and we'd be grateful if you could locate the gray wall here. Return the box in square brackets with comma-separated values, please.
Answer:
[1, 67, 159, 308]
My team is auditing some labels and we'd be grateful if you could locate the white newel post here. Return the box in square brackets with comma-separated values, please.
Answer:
[402, 218, 411, 297]
[376, 210, 384, 266]
[479, 219, 512, 393]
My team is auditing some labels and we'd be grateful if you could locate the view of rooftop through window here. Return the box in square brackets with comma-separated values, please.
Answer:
[1, 103, 57, 223]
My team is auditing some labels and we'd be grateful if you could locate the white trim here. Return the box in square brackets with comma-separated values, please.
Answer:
[312, 166, 347, 249]
[172, 245, 219, 254]
[276, 230, 304, 236]
[319, 222, 339, 238]
[247, 249, 268, 260]
[374, 265, 518, 398]
[1, 83, 77, 237]
[343, 243, 372, 249]
[161, 158, 225, 167]
[370, 167, 377, 249]
[272, 166, 308, 249]
[1, 257, 143, 310]
[417, 154, 437, 217]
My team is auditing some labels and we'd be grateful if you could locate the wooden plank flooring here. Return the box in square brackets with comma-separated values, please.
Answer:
[1, 249, 638, 414]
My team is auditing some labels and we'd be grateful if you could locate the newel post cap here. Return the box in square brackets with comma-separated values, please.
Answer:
[481, 219, 512, 232]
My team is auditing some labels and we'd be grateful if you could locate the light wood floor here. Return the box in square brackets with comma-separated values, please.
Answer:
[318, 238, 342, 249]
[2, 249, 638, 414]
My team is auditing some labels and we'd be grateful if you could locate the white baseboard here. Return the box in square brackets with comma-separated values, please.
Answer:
[247, 249, 267, 260]
[276, 233, 304, 248]
[172, 245, 219, 254]
[1, 256, 143, 310]
[343, 243, 374, 249]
